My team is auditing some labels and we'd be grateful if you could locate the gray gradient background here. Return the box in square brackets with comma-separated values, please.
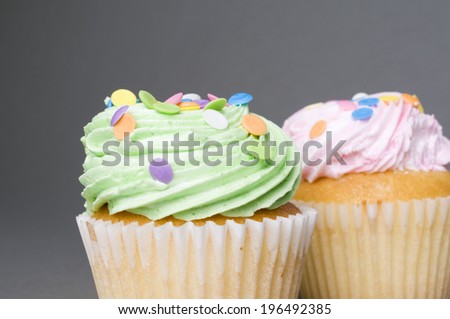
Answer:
[0, 0, 449, 298]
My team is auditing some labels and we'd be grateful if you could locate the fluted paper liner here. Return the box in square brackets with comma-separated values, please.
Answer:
[77, 205, 317, 299]
[294, 197, 450, 298]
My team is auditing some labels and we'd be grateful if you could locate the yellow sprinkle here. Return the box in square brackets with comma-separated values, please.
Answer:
[418, 104, 424, 113]
[380, 95, 400, 104]
[111, 89, 136, 107]
[180, 105, 200, 111]
[304, 102, 323, 110]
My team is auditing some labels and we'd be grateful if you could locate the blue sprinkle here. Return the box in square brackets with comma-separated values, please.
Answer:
[181, 98, 193, 102]
[352, 107, 373, 121]
[358, 97, 379, 107]
[136, 98, 141, 103]
[104, 96, 113, 108]
[228, 92, 253, 105]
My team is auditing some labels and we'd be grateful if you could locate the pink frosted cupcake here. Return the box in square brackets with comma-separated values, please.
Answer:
[284, 92, 450, 298]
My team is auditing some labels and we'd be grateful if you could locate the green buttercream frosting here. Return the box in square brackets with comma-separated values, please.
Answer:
[80, 103, 301, 220]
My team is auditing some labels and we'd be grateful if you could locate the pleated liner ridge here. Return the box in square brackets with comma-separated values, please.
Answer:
[77, 205, 317, 298]
[295, 196, 450, 298]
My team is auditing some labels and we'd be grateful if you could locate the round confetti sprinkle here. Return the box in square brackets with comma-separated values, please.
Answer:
[229, 92, 253, 105]
[182, 93, 201, 101]
[204, 98, 227, 111]
[104, 96, 113, 108]
[352, 92, 368, 100]
[110, 105, 129, 126]
[309, 120, 327, 139]
[337, 100, 357, 111]
[402, 93, 420, 107]
[380, 95, 400, 104]
[418, 103, 425, 113]
[358, 97, 379, 107]
[149, 158, 173, 184]
[138, 90, 156, 109]
[113, 113, 136, 140]
[194, 99, 209, 108]
[207, 93, 219, 101]
[153, 102, 180, 115]
[178, 101, 200, 108]
[165, 92, 183, 104]
[111, 89, 136, 107]
[181, 98, 193, 102]
[203, 109, 228, 130]
[180, 105, 201, 111]
[242, 114, 267, 136]
[304, 102, 323, 110]
[352, 107, 373, 121]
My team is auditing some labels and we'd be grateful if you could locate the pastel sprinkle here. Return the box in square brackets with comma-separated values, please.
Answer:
[153, 102, 181, 114]
[309, 120, 327, 139]
[194, 99, 209, 108]
[203, 109, 228, 130]
[304, 102, 323, 110]
[111, 89, 136, 107]
[358, 97, 379, 107]
[402, 93, 417, 106]
[138, 90, 157, 109]
[380, 95, 400, 104]
[207, 93, 219, 101]
[418, 103, 424, 113]
[337, 100, 357, 111]
[180, 105, 200, 111]
[352, 107, 374, 121]
[229, 92, 253, 105]
[352, 92, 368, 100]
[242, 114, 267, 136]
[180, 106, 200, 111]
[182, 93, 201, 101]
[110, 105, 129, 126]
[181, 98, 193, 102]
[113, 113, 136, 140]
[178, 101, 199, 108]
[149, 158, 173, 184]
[165, 92, 183, 104]
[204, 98, 227, 111]
[104, 96, 113, 108]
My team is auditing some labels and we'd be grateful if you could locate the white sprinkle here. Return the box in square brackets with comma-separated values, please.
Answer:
[182, 93, 201, 101]
[203, 109, 228, 130]
[352, 92, 368, 100]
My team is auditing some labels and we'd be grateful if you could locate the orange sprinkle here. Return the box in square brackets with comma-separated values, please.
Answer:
[178, 101, 200, 108]
[242, 114, 268, 136]
[309, 120, 327, 139]
[113, 113, 136, 140]
[402, 93, 420, 107]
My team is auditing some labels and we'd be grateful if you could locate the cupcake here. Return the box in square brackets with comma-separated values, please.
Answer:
[77, 89, 316, 298]
[283, 92, 450, 298]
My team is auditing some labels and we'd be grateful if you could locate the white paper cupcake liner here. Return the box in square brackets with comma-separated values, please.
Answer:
[293, 196, 450, 298]
[77, 204, 317, 299]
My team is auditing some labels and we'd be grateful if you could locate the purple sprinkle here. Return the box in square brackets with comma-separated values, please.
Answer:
[110, 105, 129, 126]
[194, 99, 209, 108]
[149, 158, 174, 184]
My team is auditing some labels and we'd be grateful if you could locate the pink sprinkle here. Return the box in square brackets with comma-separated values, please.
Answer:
[337, 100, 357, 111]
[165, 92, 183, 104]
[207, 93, 219, 101]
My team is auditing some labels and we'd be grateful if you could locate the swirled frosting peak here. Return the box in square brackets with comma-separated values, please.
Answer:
[80, 90, 301, 220]
[283, 92, 450, 182]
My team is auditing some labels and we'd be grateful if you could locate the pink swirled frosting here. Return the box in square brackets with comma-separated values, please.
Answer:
[283, 92, 450, 182]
